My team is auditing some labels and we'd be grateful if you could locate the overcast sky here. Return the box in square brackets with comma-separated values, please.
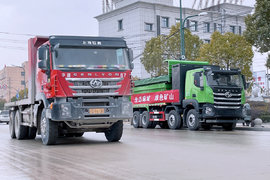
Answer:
[0, 0, 256, 69]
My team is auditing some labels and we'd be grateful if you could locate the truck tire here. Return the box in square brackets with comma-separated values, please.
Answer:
[105, 120, 123, 142]
[222, 123, 236, 131]
[186, 109, 200, 130]
[28, 127, 37, 139]
[40, 108, 58, 145]
[9, 111, 16, 139]
[141, 111, 153, 128]
[167, 110, 181, 129]
[14, 110, 28, 140]
[132, 111, 140, 128]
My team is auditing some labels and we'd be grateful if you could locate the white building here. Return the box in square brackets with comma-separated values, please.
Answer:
[95, 0, 253, 78]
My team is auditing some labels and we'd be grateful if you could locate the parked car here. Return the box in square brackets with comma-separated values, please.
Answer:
[0, 110, 9, 124]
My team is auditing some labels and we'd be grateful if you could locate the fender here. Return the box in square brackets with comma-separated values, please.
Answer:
[36, 92, 50, 108]
[34, 93, 49, 130]
[182, 99, 199, 112]
[165, 105, 181, 114]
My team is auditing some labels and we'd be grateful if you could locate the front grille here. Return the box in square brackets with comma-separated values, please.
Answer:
[66, 77, 123, 97]
[213, 88, 242, 109]
[66, 77, 123, 119]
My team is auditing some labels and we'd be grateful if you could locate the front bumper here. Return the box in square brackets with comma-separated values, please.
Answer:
[47, 97, 133, 124]
[200, 104, 245, 123]
[0, 117, 9, 123]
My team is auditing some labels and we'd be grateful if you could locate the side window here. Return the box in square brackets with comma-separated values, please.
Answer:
[194, 72, 200, 87]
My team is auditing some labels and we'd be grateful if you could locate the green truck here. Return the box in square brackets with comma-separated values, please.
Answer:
[131, 60, 250, 130]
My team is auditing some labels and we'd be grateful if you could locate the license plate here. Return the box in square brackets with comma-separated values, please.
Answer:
[89, 108, 104, 114]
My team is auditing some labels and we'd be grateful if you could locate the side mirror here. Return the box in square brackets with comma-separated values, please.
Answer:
[38, 46, 48, 60]
[199, 72, 204, 90]
[38, 60, 48, 71]
[128, 48, 133, 62]
[130, 63, 134, 69]
[194, 71, 204, 90]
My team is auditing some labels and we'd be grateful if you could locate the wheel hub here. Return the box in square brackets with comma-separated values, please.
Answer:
[133, 115, 138, 124]
[168, 115, 175, 126]
[142, 115, 147, 125]
[41, 117, 47, 137]
[188, 114, 196, 127]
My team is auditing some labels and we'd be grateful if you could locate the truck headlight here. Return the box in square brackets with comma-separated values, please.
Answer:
[205, 107, 214, 115]
[60, 103, 71, 118]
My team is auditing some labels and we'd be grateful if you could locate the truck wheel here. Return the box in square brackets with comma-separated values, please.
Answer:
[222, 123, 236, 131]
[105, 120, 123, 142]
[28, 127, 37, 139]
[9, 111, 16, 139]
[14, 110, 28, 140]
[40, 108, 58, 145]
[141, 111, 153, 128]
[132, 111, 140, 128]
[186, 109, 200, 130]
[167, 110, 181, 129]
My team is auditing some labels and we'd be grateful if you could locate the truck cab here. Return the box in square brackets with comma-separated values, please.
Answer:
[6, 36, 133, 145]
[182, 66, 249, 130]
[131, 60, 250, 131]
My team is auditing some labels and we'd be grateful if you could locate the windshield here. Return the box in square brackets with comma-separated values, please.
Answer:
[206, 73, 242, 87]
[53, 48, 130, 70]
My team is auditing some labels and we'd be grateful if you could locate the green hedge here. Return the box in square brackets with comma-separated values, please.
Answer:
[248, 101, 270, 123]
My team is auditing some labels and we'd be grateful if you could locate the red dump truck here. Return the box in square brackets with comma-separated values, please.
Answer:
[5, 36, 133, 145]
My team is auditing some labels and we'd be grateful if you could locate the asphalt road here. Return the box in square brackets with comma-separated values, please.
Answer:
[0, 123, 270, 180]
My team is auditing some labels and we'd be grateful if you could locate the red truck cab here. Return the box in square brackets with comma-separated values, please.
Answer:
[6, 36, 133, 145]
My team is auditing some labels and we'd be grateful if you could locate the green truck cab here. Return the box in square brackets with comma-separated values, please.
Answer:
[131, 60, 250, 131]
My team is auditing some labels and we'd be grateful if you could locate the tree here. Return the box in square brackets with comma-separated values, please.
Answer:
[141, 23, 203, 77]
[265, 54, 270, 95]
[0, 99, 6, 110]
[199, 32, 253, 79]
[244, 0, 270, 53]
[10, 88, 28, 102]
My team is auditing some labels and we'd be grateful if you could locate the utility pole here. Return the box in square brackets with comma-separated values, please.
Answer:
[180, 0, 185, 60]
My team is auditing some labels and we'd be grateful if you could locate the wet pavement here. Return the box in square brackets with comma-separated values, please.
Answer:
[0, 123, 270, 180]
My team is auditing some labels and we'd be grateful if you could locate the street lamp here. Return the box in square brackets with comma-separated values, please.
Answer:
[11, 65, 26, 98]
[180, 0, 207, 60]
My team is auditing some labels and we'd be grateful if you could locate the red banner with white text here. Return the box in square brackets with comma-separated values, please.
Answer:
[131, 90, 180, 104]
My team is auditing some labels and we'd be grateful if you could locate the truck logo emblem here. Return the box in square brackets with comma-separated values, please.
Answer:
[224, 92, 232, 98]
[90, 79, 102, 88]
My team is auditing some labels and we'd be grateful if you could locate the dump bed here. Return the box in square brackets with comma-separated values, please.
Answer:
[131, 60, 209, 106]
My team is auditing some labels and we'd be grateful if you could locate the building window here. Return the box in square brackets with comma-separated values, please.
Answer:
[204, 39, 210, 44]
[145, 23, 153, 31]
[214, 23, 222, 33]
[190, 21, 198, 31]
[161, 17, 169, 28]
[203, 22, 210, 33]
[175, 18, 180, 24]
[239, 26, 242, 35]
[118, 19, 123, 31]
[230, 25, 235, 34]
